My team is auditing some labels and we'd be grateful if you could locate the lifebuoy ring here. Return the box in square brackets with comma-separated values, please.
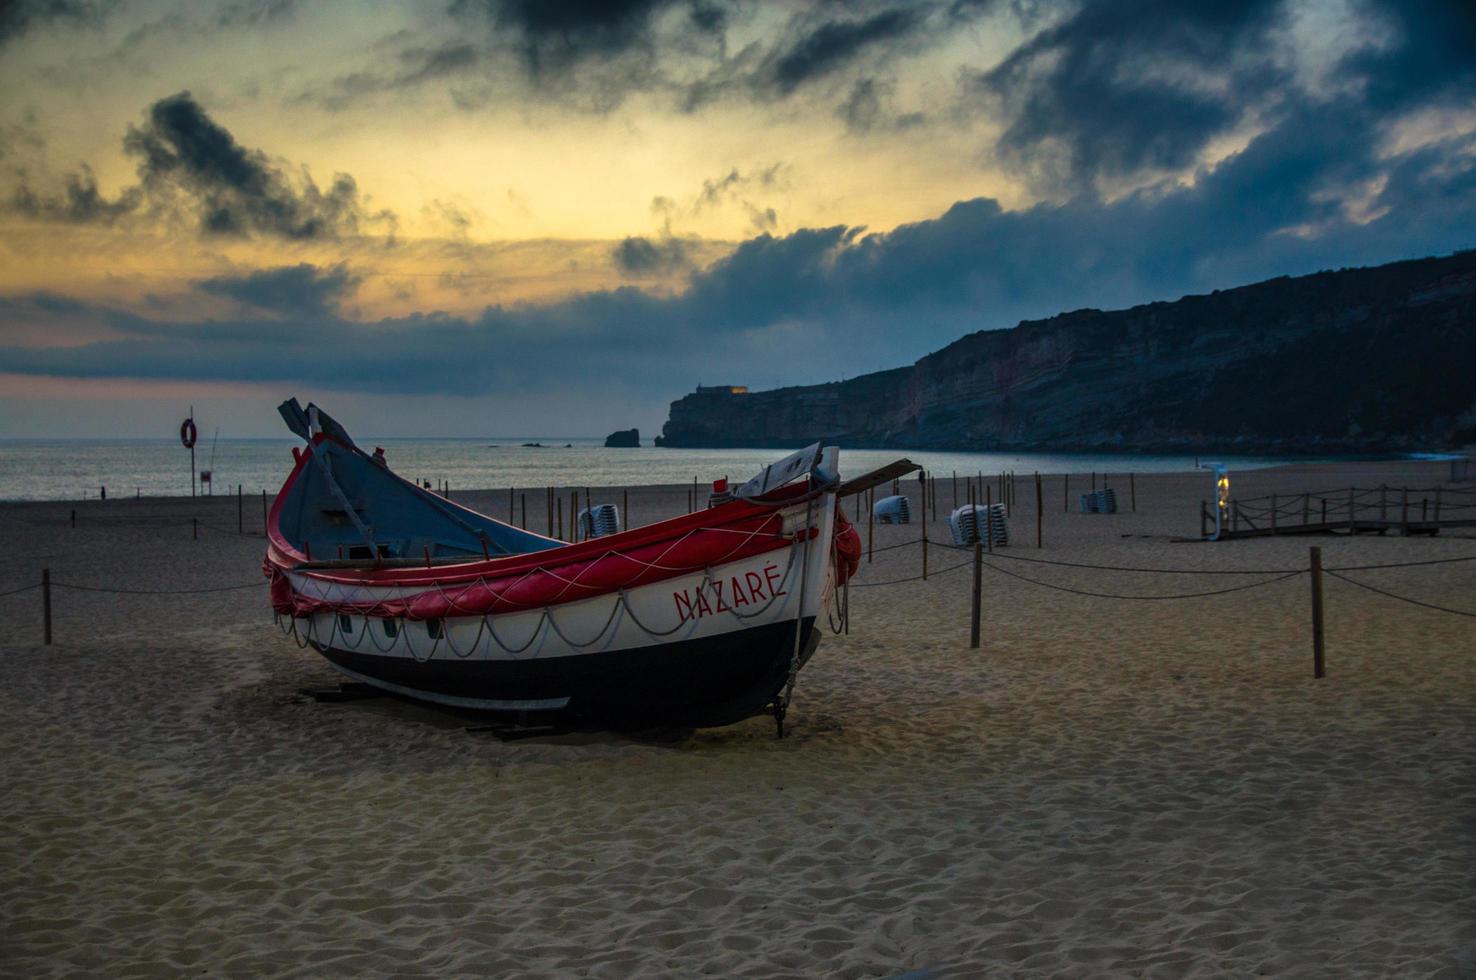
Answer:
[180, 418, 197, 449]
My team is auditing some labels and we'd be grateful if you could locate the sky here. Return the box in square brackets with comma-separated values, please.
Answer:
[1, 0, 1474, 438]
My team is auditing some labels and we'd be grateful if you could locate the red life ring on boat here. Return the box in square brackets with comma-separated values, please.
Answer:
[180, 418, 197, 449]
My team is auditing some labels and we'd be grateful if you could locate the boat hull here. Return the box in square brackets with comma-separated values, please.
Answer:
[312, 616, 819, 728]
[280, 492, 843, 727]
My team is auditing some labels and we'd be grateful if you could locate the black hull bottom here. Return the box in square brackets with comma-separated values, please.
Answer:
[314, 617, 819, 728]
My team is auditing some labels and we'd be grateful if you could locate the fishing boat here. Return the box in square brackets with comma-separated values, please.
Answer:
[265, 399, 906, 733]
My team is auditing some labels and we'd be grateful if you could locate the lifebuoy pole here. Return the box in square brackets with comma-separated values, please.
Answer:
[181, 408, 198, 497]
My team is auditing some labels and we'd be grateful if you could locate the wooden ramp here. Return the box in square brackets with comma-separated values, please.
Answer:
[1202, 485, 1476, 540]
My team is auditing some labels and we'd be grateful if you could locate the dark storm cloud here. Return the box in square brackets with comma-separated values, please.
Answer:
[8, 78, 1474, 400]
[216, 0, 295, 27]
[452, 0, 720, 79]
[197, 263, 361, 317]
[611, 236, 693, 276]
[304, 41, 486, 111]
[9, 164, 139, 224]
[976, 0, 1288, 190]
[5, 1, 1476, 408]
[6, 92, 395, 240]
[764, 8, 922, 96]
[125, 91, 392, 238]
[0, 0, 115, 44]
[1348, 0, 1476, 109]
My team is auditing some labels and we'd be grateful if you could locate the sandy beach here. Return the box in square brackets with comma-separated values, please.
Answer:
[2, 458, 1474, 978]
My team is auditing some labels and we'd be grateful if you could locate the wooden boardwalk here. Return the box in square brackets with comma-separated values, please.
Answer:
[1203, 484, 1476, 540]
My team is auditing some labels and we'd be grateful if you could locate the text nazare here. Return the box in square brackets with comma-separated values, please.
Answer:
[673, 562, 787, 623]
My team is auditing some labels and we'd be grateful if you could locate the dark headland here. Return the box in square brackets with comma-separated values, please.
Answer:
[656, 250, 1476, 453]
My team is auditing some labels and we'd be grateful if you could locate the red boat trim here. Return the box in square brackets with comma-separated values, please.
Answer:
[265, 437, 838, 619]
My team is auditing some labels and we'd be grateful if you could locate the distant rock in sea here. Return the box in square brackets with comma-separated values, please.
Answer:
[521, 442, 546, 448]
[604, 428, 640, 448]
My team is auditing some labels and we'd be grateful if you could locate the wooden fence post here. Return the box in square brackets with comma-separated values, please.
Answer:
[986, 485, 994, 553]
[546, 487, 554, 537]
[969, 541, 982, 649]
[867, 487, 874, 562]
[70, 509, 76, 528]
[509, 487, 515, 522]
[262, 490, 268, 533]
[952, 471, 958, 512]
[1035, 471, 1043, 548]
[1310, 546, 1325, 679]
[237, 484, 243, 534]
[622, 488, 628, 531]
[192, 517, 198, 540]
[919, 472, 928, 580]
[42, 568, 51, 646]
[1271, 493, 1278, 532]
[1129, 472, 1136, 513]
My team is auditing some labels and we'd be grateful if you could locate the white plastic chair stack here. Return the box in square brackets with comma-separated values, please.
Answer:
[982, 503, 1008, 545]
[578, 504, 621, 539]
[947, 504, 1007, 546]
[874, 494, 912, 525]
[947, 505, 977, 545]
[1079, 489, 1118, 514]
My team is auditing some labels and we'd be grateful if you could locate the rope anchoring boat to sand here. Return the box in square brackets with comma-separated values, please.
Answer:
[265, 399, 914, 735]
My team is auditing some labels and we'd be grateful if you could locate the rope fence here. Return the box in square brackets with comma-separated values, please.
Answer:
[9, 495, 1474, 680]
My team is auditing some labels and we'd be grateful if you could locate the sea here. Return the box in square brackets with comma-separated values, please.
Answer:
[0, 437, 1373, 503]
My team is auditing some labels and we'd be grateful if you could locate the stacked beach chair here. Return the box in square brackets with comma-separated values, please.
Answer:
[946, 504, 1008, 546]
[873, 494, 912, 524]
[1079, 488, 1118, 514]
[578, 504, 622, 539]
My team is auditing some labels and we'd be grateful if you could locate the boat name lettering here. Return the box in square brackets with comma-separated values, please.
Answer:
[673, 562, 787, 623]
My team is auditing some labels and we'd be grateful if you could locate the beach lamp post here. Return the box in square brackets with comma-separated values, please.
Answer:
[1199, 462, 1229, 540]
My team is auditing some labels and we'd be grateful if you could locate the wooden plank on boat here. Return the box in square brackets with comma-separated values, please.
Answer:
[837, 459, 922, 498]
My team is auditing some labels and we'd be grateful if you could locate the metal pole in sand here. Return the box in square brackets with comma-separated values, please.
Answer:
[238, 484, 243, 534]
[623, 488, 629, 530]
[70, 509, 75, 529]
[42, 568, 51, 645]
[969, 542, 981, 649]
[192, 517, 198, 540]
[1310, 546, 1325, 679]
[262, 490, 268, 533]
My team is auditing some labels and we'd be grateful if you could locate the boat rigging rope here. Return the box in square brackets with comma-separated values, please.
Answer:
[278, 543, 808, 665]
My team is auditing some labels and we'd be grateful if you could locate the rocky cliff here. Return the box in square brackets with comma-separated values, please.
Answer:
[656, 251, 1476, 453]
